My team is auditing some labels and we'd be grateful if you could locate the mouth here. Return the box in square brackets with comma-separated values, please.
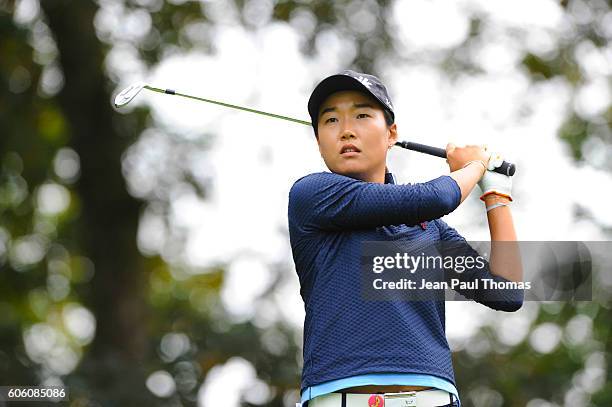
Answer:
[340, 144, 361, 155]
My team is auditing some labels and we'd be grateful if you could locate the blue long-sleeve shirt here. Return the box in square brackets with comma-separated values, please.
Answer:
[288, 171, 523, 399]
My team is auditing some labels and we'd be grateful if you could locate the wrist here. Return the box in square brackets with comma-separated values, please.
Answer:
[485, 201, 509, 212]
[462, 160, 486, 177]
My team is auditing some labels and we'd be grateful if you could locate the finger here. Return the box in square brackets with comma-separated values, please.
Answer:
[488, 152, 504, 170]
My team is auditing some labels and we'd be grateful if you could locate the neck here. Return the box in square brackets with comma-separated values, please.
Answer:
[368, 171, 386, 184]
[350, 169, 386, 184]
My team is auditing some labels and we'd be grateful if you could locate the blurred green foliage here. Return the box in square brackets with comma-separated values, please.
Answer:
[0, 0, 610, 406]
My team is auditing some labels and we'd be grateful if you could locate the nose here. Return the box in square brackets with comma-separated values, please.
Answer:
[340, 131, 355, 141]
[339, 121, 356, 141]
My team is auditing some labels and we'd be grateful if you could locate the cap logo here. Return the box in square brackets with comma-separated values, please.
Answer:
[356, 75, 372, 89]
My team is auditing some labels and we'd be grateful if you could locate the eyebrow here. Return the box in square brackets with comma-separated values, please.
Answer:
[318, 103, 376, 119]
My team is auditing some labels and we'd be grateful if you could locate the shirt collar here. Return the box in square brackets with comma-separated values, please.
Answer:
[384, 172, 396, 184]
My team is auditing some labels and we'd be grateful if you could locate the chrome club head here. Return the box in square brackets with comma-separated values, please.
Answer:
[114, 83, 146, 107]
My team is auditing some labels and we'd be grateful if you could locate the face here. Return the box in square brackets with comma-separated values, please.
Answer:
[316, 90, 397, 183]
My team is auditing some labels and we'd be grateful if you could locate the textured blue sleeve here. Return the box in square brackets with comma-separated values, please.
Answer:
[288, 172, 461, 232]
[435, 219, 524, 312]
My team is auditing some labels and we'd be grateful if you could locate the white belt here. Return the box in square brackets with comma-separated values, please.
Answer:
[308, 389, 454, 407]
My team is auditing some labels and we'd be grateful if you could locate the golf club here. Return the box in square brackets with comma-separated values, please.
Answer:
[114, 83, 516, 176]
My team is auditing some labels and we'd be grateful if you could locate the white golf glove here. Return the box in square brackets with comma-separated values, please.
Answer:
[478, 152, 513, 201]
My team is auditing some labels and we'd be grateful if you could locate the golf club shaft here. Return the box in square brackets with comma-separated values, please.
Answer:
[143, 86, 516, 176]
[143, 85, 312, 126]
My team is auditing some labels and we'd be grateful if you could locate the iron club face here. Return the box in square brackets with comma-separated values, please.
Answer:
[114, 83, 147, 108]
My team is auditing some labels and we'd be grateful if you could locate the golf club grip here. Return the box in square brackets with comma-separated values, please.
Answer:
[395, 141, 516, 176]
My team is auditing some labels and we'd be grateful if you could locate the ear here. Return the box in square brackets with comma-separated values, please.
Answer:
[387, 123, 398, 148]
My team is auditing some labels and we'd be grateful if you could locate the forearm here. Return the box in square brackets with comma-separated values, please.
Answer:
[485, 195, 523, 283]
[449, 162, 484, 203]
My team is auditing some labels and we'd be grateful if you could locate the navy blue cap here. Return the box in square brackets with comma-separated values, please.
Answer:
[307, 69, 395, 132]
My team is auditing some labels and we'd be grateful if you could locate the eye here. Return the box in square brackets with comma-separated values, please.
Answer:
[357, 113, 370, 118]
[324, 117, 337, 123]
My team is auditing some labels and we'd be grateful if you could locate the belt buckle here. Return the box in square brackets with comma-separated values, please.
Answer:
[383, 391, 417, 407]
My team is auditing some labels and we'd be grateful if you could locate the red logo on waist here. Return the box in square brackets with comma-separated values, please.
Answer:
[368, 394, 384, 407]
[420, 221, 427, 230]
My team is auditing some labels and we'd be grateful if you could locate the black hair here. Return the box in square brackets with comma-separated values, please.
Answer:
[382, 108, 394, 127]
[314, 106, 395, 138]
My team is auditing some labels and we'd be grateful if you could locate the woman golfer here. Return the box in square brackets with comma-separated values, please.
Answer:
[288, 70, 523, 407]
